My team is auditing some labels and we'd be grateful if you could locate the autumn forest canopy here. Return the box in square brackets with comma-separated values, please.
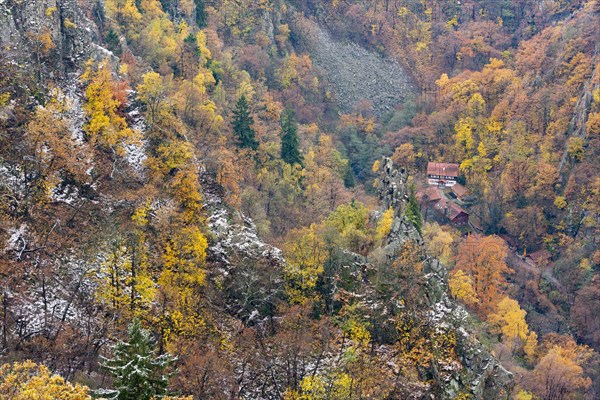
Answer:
[0, 0, 599, 399]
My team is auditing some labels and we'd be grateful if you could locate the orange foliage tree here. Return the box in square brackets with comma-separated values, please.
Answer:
[454, 234, 511, 315]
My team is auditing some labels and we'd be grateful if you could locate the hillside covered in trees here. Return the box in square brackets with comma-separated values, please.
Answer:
[0, 0, 599, 399]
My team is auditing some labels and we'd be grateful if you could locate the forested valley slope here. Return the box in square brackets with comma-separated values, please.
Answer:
[0, 0, 599, 399]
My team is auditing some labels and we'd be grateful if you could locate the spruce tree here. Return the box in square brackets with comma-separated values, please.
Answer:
[231, 95, 258, 150]
[280, 108, 303, 166]
[405, 184, 423, 234]
[194, 0, 208, 27]
[98, 319, 175, 400]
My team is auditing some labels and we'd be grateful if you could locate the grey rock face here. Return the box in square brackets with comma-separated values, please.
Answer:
[0, 0, 110, 76]
[377, 157, 410, 216]
[201, 174, 284, 268]
[375, 157, 514, 398]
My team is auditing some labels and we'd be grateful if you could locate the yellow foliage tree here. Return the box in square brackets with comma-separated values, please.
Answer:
[528, 345, 592, 399]
[92, 237, 156, 320]
[454, 117, 475, 160]
[283, 224, 327, 304]
[455, 234, 511, 315]
[158, 225, 208, 343]
[513, 391, 533, 400]
[196, 30, 212, 65]
[170, 167, 204, 223]
[137, 71, 171, 125]
[324, 202, 371, 255]
[375, 207, 394, 242]
[423, 223, 457, 265]
[524, 330, 538, 364]
[371, 159, 380, 173]
[487, 296, 537, 354]
[0, 361, 91, 399]
[449, 269, 479, 307]
[391, 143, 416, 169]
[82, 60, 139, 156]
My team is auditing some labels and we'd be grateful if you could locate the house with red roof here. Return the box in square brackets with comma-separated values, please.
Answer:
[416, 186, 442, 205]
[451, 183, 469, 200]
[433, 198, 470, 226]
[427, 162, 460, 187]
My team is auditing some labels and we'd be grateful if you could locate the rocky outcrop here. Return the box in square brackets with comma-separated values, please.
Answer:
[202, 174, 284, 269]
[375, 157, 514, 398]
[202, 157, 513, 397]
[0, 0, 113, 76]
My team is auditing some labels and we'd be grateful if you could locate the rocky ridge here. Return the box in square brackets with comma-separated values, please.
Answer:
[0, 0, 118, 81]
[202, 158, 513, 398]
[374, 158, 513, 398]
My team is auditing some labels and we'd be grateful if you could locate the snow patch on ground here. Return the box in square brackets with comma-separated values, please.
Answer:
[124, 141, 147, 173]
[124, 92, 148, 174]
[5, 223, 27, 252]
[11, 258, 98, 337]
[61, 77, 86, 143]
[51, 183, 80, 205]
[90, 43, 116, 60]
[202, 175, 284, 266]
[0, 163, 24, 193]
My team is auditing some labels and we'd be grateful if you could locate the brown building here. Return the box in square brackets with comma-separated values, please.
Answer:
[416, 186, 442, 205]
[427, 162, 460, 187]
[433, 198, 469, 226]
[451, 183, 469, 200]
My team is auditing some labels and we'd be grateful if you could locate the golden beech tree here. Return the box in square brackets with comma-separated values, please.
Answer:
[106, 0, 142, 25]
[0, 360, 91, 399]
[147, 139, 194, 178]
[26, 99, 86, 197]
[527, 344, 592, 400]
[391, 143, 416, 170]
[323, 202, 372, 255]
[82, 60, 140, 156]
[449, 269, 479, 307]
[283, 224, 327, 304]
[487, 296, 537, 355]
[170, 167, 204, 223]
[375, 207, 394, 242]
[137, 71, 171, 126]
[455, 234, 511, 315]
[423, 223, 457, 266]
[501, 159, 534, 203]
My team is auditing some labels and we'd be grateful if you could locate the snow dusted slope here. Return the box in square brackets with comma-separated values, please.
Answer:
[202, 173, 284, 268]
[201, 173, 285, 324]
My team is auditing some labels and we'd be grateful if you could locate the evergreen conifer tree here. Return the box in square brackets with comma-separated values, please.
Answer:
[280, 108, 303, 166]
[194, 0, 208, 27]
[98, 319, 176, 400]
[231, 95, 258, 150]
[405, 184, 423, 234]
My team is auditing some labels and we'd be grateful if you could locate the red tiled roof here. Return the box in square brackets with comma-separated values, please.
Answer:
[447, 202, 468, 221]
[427, 162, 459, 178]
[433, 198, 468, 221]
[417, 186, 442, 202]
[451, 183, 468, 197]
